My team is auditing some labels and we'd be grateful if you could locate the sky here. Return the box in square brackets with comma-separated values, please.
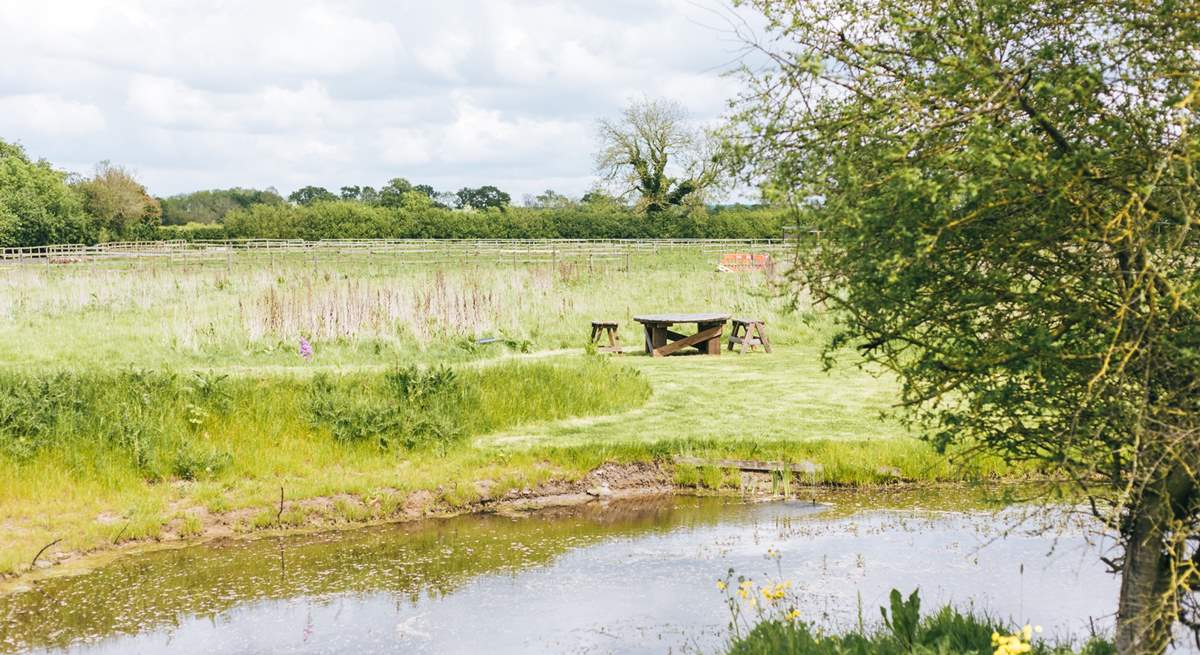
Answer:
[0, 0, 762, 201]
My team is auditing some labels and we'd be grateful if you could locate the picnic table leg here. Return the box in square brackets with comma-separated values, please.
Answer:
[643, 324, 653, 355]
[653, 325, 723, 357]
[701, 321, 723, 355]
[651, 326, 668, 357]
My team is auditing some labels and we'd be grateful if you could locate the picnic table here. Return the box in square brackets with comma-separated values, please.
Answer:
[633, 313, 731, 357]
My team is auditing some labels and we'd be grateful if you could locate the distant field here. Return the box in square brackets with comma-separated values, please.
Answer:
[0, 241, 804, 370]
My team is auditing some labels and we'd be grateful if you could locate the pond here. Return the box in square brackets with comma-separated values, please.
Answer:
[0, 490, 1120, 654]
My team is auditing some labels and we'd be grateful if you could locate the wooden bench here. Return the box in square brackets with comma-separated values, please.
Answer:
[590, 321, 623, 354]
[728, 318, 772, 354]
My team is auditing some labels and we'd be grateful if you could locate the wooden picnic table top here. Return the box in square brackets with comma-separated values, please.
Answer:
[633, 312, 731, 325]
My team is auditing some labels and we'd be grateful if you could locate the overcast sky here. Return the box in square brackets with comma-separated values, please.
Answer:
[0, 0, 761, 200]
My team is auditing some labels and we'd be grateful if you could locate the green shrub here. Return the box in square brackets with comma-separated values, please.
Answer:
[0, 370, 229, 478]
[306, 366, 472, 453]
[170, 445, 232, 481]
[0, 374, 81, 459]
[726, 589, 1113, 655]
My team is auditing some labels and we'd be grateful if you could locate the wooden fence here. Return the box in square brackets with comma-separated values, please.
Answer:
[0, 238, 796, 268]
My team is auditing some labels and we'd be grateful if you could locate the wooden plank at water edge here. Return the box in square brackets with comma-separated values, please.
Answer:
[673, 456, 823, 475]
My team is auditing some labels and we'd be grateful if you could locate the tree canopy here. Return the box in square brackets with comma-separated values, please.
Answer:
[731, 1, 1199, 652]
[455, 185, 511, 210]
[0, 139, 93, 248]
[160, 187, 283, 225]
[73, 162, 161, 240]
[287, 185, 337, 206]
[596, 98, 723, 212]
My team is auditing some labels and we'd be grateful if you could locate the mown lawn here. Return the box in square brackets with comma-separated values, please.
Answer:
[483, 347, 904, 448]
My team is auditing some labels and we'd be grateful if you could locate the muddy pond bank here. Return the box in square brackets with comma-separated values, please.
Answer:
[1, 487, 1119, 654]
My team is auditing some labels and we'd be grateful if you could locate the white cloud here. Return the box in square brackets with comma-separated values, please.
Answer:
[378, 95, 590, 168]
[0, 94, 106, 137]
[379, 127, 435, 167]
[0, 0, 765, 198]
[126, 76, 337, 132]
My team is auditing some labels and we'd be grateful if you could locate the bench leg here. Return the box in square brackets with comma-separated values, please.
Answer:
[607, 327, 621, 354]
[755, 323, 772, 353]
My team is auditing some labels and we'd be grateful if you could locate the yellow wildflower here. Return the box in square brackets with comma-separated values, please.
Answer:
[786, 609, 801, 621]
[717, 581, 727, 591]
[992, 627, 1034, 655]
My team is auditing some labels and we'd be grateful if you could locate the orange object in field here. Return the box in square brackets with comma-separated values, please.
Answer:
[717, 253, 772, 272]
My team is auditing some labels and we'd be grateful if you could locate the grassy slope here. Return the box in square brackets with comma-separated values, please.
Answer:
[484, 348, 903, 447]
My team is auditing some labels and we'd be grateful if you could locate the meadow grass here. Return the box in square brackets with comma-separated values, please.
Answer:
[0, 251, 798, 370]
[0, 250, 1010, 576]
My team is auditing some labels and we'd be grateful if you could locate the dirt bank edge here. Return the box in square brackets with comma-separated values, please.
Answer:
[2, 461, 699, 593]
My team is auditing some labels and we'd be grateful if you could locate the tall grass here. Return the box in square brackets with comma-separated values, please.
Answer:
[0, 252, 801, 369]
[0, 359, 649, 486]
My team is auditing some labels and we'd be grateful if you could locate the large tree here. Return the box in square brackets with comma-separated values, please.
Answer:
[159, 187, 283, 225]
[455, 185, 511, 210]
[287, 185, 336, 206]
[0, 139, 94, 247]
[730, 1, 1199, 652]
[596, 98, 723, 212]
[73, 161, 161, 240]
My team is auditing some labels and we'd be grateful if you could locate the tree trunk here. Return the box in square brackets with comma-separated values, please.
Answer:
[1115, 492, 1175, 654]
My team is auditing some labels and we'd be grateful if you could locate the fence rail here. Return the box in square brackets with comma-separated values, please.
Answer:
[0, 238, 795, 266]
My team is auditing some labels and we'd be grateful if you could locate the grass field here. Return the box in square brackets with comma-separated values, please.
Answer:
[0, 248, 1005, 577]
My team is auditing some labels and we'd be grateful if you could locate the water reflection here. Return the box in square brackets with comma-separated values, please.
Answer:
[0, 490, 1119, 654]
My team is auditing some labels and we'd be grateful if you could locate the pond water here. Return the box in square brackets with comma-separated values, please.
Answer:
[1, 490, 1121, 654]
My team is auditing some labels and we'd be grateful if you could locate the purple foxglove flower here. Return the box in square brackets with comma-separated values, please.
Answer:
[299, 336, 313, 360]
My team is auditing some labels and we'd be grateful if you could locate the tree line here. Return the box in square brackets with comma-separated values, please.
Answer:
[209, 198, 784, 240]
[1, 96, 747, 247]
[0, 141, 163, 247]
